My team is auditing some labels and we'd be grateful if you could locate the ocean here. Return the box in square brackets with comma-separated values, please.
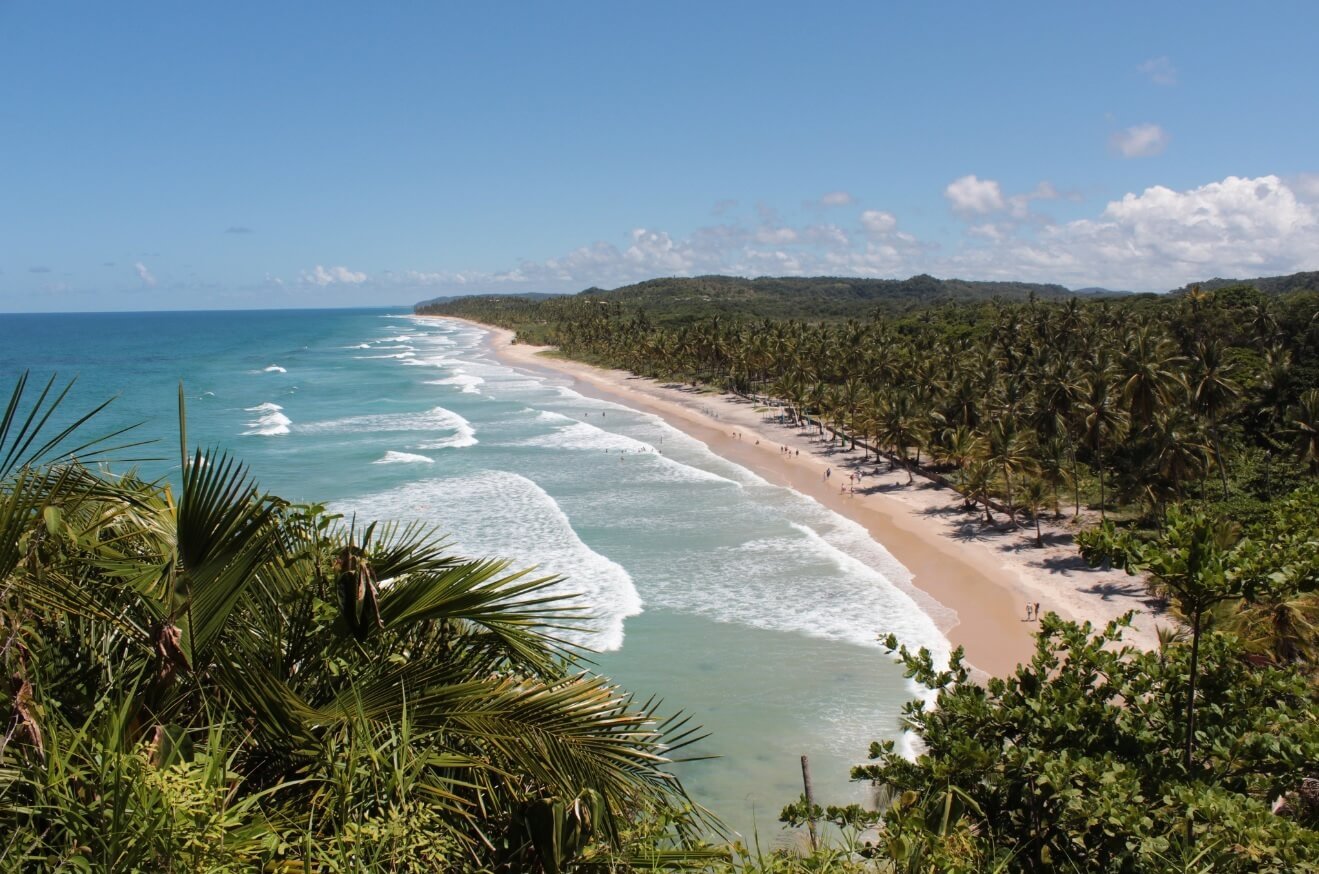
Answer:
[0, 307, 951, 838]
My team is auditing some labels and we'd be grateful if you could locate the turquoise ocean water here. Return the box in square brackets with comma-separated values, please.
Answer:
[0, 308, 951, 838]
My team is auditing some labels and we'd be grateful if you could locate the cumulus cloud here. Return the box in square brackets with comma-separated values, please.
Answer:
[134, 261, 157, 287]
[324, 174, 1317, 298]
[1137, 56, 1177, 86]
[951, 175, 1319, 289]
[1110, 123, 1169, 158]
[945, 175, 1005, 215]
[225, 226, 254, 234]
[818, 190, 855, 207]
[860, 210, 897, 236]
[300, 265, 368, 286]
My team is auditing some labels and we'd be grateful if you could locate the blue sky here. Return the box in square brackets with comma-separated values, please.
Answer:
[3, 2, 1318, 311]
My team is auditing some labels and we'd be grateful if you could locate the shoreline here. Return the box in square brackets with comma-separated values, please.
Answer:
[431, 316, 1161, 677]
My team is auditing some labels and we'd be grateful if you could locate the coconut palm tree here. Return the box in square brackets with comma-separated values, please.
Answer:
[1119, 324, 1186, 435]
[985, 416, 1033, 527]
[1, 381, 711, 870]
[1021, 478, 1051, 547]
[1286, 388, 1319, 474]
[1081, 357, 1128, 521]
[1189, 339, 1241, 498]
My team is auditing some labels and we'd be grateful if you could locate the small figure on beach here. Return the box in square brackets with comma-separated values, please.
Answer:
[826, 467, 831, 479]
[1025, 603, 1033, 621]
[1034, 602, 1041, 621]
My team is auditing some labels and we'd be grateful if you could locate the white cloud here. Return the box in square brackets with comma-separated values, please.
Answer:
[1137, 56, 1177, 86]
[300, 264, 368, 286]
[134, 261, 157, 287]
[328, 174, 1318, 298]
[859, 209, 897, 236]
[755, 226, 799, 245]
[818, 190, 854, 207]
[952, 175, 1319, 289]
[1110, 123, 1169, 158]
[945, 175, 1005, 215]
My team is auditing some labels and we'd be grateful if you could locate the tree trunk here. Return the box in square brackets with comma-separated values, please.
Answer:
[1097, 440, 1106, 521]
[1004, 469, 1016, 527]
[1213, 428, 1229, 500]
[1184, 608, 1203, 848]
[1070, 444, 1081, 518]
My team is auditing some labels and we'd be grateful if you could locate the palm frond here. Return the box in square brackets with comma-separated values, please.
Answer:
[0, 372, 156, 480]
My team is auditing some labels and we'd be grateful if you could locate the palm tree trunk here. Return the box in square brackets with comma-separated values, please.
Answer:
[1212, 428, 1229, 500]
[1097, 439, 1106, 521]
[1184, 608, 1203, 848]
[1070, 444, 1081, 518]
[1004, 469, 1015, 527]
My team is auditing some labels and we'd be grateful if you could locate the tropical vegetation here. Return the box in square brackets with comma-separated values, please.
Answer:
[0, 376, 722, 871]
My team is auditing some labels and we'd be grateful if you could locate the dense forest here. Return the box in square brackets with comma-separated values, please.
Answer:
[417, 274, 1090, 331]
[415, 274, 1319, 868]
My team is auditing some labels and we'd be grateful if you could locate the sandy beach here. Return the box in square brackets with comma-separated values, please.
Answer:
[438, 317, 1163, 677]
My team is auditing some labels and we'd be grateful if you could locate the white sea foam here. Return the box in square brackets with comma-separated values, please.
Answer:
[262, 365, 286, 373]
[348, 343, 371, 349]
[373, 451, 435, 465]
[356, 352, 416, 359]
[301, 406, 477, 448]
[242, 402, 292, 436]
[425, 374, 484, 393]
[334, 470, 641, 650]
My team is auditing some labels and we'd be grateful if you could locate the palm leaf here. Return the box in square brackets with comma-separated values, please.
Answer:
[0, 372, 155, 480]
[378, 559, 581, 671]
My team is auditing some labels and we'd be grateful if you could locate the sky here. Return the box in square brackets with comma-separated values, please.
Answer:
[3, 2, 1319, 311]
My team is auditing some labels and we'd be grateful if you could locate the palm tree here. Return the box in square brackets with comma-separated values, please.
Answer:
[1081, 358, 1128, 521]
[961, 458, 998, 524]
[1285, 388, 1319, 474]
[2, 381, 711, 869]
[1119, 324, 1186, 435]
[1143, 409, 1211, 516]
[985, 416, 1033, 527]
[1021, 478, 1051, 547]
[1189, 339, 1241, 498]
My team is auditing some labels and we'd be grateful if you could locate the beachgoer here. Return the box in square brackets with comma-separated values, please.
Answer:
[1034, 602, 1040, 621]
[1026, 603, 1033, 621]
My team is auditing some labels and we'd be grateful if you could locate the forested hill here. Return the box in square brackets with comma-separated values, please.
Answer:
[1174, 269, 1319, 297]
[414, 273, 1084, 326]
[572, 274, 1080, 317]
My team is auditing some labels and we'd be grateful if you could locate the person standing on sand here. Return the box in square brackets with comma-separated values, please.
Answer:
[1034, 602, 1040, 621]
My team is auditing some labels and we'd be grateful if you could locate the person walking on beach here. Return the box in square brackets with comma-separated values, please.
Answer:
[1034, 602, 1040, 621]
[1025, 603, 1033, 621]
